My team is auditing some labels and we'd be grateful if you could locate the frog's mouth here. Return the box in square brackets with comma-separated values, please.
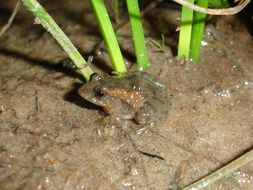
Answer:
[89, 96, 107, 107]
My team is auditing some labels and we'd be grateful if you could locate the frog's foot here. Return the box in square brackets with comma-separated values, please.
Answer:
[76, 55, 93, 71]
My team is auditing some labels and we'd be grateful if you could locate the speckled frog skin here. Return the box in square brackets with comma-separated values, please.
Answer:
[78, 72, 170, 125]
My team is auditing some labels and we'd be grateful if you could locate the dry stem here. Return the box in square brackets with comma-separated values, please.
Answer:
[172, 0, 251, 15]
[0, 0, 20, 38]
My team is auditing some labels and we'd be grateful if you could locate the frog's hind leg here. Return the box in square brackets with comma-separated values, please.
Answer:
[134, 100, 157, 125]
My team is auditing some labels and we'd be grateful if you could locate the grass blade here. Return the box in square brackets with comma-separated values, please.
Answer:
[189, 0, 208, 62]
[90, 0, 126, 73]
[126, 0, 149, 70]
[177, 0, 195, 58]
[21, 0, 94, 81]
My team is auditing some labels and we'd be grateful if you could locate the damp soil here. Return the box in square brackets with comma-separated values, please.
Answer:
[0, 1, 253, 189]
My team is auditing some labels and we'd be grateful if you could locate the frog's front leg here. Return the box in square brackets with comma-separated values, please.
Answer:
[105, 98, 136, 121]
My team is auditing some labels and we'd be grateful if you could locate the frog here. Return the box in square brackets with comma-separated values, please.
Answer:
[78, 71, 170, 125]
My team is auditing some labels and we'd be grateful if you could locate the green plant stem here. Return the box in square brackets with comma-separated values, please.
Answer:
[189, 0, 208, 62]
[208, 0, 229, 8]
[90, 0, 126, 73]
[183, 149, 253, 190]
[21, 0, 93, 81]
[149, 38, 163, 49]
[126, 0, 149, 70]
[161, 33, 165, 49]
[177, 0, 194, 58]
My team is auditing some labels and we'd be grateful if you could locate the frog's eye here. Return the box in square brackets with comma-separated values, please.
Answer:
[94, 88, 105, 98]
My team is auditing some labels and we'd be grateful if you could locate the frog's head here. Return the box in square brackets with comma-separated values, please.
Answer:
[78, 73, 112, 107]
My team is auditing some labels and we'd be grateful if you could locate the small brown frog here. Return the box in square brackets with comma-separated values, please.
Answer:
[78, 72, 170, 125]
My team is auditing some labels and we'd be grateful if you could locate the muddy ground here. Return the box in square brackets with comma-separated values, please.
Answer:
[0, 0, 252, 189]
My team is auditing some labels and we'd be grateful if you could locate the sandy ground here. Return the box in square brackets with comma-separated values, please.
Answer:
[0, 0, 252, 189]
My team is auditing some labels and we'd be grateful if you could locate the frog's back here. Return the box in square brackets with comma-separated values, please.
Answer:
[114, 72, 166, 91]
[132, 72, 167, 97]
[125, 72, 170, 125]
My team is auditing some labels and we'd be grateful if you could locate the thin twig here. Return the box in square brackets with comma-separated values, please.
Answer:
[172, 0, 251, 15]
[0, 0, 20, 38]
[183, 148, 253, 190]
